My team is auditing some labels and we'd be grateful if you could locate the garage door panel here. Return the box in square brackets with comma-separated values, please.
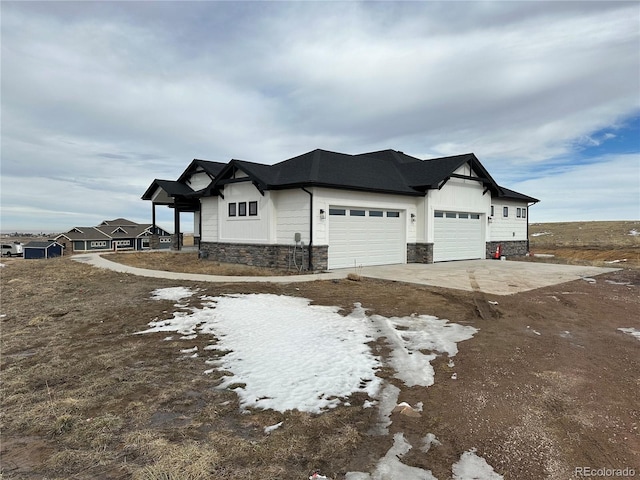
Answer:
[328, 207, 405, 269]
[433, 211, 483, 262]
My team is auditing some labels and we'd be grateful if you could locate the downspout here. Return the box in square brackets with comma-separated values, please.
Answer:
[301, 187, 313, 271]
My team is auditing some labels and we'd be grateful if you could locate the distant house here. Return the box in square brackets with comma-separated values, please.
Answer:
[23, 241, 63, 259]
[55, 218, 172, 253]
[143, 149, 538, 270]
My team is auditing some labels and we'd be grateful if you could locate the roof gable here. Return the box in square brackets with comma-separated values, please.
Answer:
[177, 158, 227, 184]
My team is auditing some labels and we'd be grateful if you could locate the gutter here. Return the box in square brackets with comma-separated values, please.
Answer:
[301, 187, 314, 271]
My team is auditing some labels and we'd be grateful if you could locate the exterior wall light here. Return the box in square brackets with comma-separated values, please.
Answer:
[410, 213, 416, 223]
[320, 209, 326, 220]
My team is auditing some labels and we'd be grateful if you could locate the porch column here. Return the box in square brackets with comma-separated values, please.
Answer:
[172, 207, 181, 251]
[150, 202, 160, 249]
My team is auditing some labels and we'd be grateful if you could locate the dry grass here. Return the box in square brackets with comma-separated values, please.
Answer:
[529, 220, 640, 248]
[104, 251, 296, 276]
[526, 221, 640, 268]
[0, 256, 382, 479]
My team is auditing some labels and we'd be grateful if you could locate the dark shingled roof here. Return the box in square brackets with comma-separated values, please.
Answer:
[146, 149, 537, 204]
[141, 179, 195, 200]
[207, 148, 538, 201]
[498, 186, 539, 203]
[24, 241, 59, 248]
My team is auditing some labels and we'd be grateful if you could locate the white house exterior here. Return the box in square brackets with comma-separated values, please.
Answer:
[143, 149, 538, 270]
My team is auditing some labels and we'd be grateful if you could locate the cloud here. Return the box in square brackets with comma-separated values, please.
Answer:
[1, 1, 639, 231]
[511, 153, 640, 222]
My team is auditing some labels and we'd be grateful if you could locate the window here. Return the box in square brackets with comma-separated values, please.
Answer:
[503, 206, 509, 217]
[249, 201, 258, 216]
[329, 208, 346, 216]
[387, 211, 400, 218]
[90, 241, 107, 248]
[522, 208, 527, 219]
[114, 240, 131, 247]
[238, 202, 247, 216]
[446, 212, 456, 219]
[228, 203, 237, 217]
[160, 237, 172, 243]
[517, 208, 522, 218]
[471, 214, 480, 219]
[491, 205, 494, 217]
[350, 209, 366, 216]
[434, 211, 444, 218]
[459, 213, 469, 219]
[369, 210, 383, 217]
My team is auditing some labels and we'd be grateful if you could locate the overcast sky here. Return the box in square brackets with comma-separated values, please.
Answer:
[1, 1, 639, 233]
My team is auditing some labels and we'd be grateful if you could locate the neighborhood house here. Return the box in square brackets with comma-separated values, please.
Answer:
[56, 218, 172, 253]
[142, 149, 538, 270]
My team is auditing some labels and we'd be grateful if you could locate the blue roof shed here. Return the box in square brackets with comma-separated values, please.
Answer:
[23, 241, 63, 259]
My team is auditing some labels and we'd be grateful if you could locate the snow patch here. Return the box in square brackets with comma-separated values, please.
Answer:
[138, 294, 477, 414]
[421, 433, 442, 453]
[369, 383, 400, 435]
[208, 295, 382, 413]
[346, 433, 438, 480]
[452, 448, 504, 479]
[151, 286, 194, 302]
[370, 313, 477, 387]
[531, 232, 551, 237]
[618, 327, 640, 341]
[264, 421, 283, 434]
[629, 229, 640, 236]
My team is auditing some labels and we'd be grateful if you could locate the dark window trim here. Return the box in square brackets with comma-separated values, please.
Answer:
[238, 201, 247, 217]
[387, 211, 400, 218]
[503, 206, 509, 217]
[228, 203, 236, 217]
[249, 201, 258, 216]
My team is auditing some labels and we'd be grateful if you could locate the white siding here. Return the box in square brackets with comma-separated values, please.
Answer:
[425, 167, 490, 243]
[200, 197, 218, 242]
[218, 182, 270, 243]
[272, 189, 310, 244]
[489, 199, 529, 241]
[186, 172, 212, 191]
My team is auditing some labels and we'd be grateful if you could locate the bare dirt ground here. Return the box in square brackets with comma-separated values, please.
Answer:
[1, 244, 639, 479]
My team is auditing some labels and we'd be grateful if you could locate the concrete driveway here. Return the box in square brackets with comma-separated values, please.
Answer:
[75, 253, 619, 296]
[350, 260, 620, 295]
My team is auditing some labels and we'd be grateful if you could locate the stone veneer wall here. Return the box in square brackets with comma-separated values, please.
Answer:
[485, 240, 529, 259]
[199, 242, 329, 271]
[407, 243, 434, 264]
[171, 233, 184, 251]
[149, 234, 160, 250]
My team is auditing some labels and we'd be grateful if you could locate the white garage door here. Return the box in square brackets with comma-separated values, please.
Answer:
[433, 211, 484, 262]
[328, 207, 405, 269]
